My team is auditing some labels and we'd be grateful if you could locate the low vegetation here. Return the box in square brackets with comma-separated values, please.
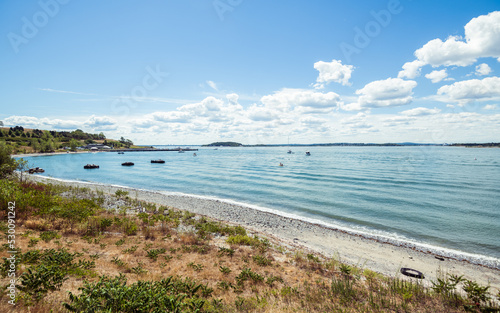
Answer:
[0, 149, 499, 312]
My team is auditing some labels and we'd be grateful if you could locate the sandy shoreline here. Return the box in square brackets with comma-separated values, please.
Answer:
[26, 175, 500, 289]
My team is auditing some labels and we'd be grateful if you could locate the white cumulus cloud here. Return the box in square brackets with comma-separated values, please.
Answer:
[425, 69, 448, 83]
[260, 88, 341, 110]
[398, 60, 425, 79]
[399, 11, 500, 78]
[313, 59, 354, 87]
[343, 78, 417, 111]
[475, 63, 492, 76]
[151, 111, 192, 123]
[416, 11, 500, 67]
[246, 104, 280, 122]
[400, 107, 441, 116]
[437, 76, 500, 105]
[84, 115, 118, 130]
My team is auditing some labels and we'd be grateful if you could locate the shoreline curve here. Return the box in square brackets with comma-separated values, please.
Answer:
[26, 174, 500, 289]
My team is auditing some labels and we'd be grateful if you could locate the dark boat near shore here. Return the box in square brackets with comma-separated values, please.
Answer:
[28, 167, 45, 174]
[83, 164, 99, 169]
[122, 162, 134, 166]
[117, 152, 125, 154]
[151, 159, 165, 164]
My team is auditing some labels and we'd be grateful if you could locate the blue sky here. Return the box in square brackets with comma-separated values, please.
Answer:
[1, 0, 499, 144]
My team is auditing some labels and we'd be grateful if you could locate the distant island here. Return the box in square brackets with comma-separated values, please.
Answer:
[203, 141, 243, 147]
[449, 142, 500, 148]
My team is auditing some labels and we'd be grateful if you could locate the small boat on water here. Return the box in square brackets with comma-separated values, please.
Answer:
[28, 167, 45, 174]
[117, 152, 125, 154]
[287, 150, 293, 154]
[83, 164, 99, 169]
[151, 159, 165, 164]
[305, 151, 311, 156]
[122, 162, 134, 166]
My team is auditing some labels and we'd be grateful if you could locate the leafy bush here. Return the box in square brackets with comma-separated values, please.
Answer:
[226, 235, 260, 246]
[14, 248, 90, 302]
[252, 254, 272, 266]
[463, 279, 491, 306]
[115, 189, 129, 198]
[187, 262, 204, 272]
[122, 218, 138, 236]
[236, 267, 264, 285]
[0, 142, 19, 178]
[39, 230, 61, 242]
[65, 275, 207, 312]
[194, 218, 247, 237]
[217, 247, 235, 257]
[146, 248, 166, 261]
[17, 264, 68, 302]
[266, 275, 284, 286]
[100, 217, 113, 230]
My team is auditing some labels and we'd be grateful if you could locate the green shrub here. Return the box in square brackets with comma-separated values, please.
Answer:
[17, 264, 68, 302]
[187, 262, 204, 272]
[217, 247, 235, 257]
[252, 254, 272, 266]
[39, 230, 61, 242]
[123, 245, 138, 254]
[100, 217, 113, 230]
[122, 218, 138, 236]
[115, 189, 129, 198]
[28, 238, 40, 247]
[266, 275, 284, 286]
[236, 267, 264, 285]
[463, 279, 491, 305]
[64, 274, 204, 312]
[226, 235, 260, 246]
[146, 248, 166, 261]
[0, 142, 19, 178]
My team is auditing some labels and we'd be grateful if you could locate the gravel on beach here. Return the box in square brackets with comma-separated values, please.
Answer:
[26, 175, 500, 289]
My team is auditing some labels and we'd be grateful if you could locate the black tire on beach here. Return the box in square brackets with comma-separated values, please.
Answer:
[400, 267, 425, 279]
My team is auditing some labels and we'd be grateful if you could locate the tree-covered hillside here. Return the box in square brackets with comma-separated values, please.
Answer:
[0, 125, 133, 154]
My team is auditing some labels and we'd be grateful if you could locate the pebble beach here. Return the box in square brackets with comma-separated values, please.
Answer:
[27, 175, 500, 290]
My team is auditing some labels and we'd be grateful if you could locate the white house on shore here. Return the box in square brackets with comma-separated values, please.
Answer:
[82, 144, 112, 150]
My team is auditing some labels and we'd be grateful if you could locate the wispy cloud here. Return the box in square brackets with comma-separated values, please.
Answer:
[206, 80, 218, 91]
[38, 88, 100, 96]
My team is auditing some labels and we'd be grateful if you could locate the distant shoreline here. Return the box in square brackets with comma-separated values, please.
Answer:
[11, 150, 94, 158]
[11, 147, 198, 158]
[204, 141, 500, 147]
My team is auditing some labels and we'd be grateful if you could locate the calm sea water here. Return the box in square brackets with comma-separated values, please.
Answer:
[23, 146, 500, 267]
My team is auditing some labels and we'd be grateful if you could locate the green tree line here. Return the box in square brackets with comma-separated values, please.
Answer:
[0, 126, 134, 154]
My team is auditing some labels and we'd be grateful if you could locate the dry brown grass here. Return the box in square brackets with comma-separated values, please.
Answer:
[1, 180, 496, 312]
[1, 219, 475, 312]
